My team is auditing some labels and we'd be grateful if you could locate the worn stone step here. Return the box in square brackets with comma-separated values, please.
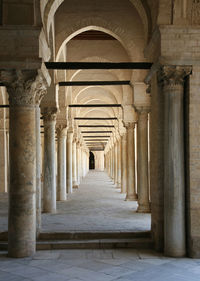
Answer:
[38, 231, 151, 241]
[0, 238, 154, 251]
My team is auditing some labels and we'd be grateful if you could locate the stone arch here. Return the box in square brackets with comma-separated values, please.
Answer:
[42, 0, 150, 44]
[55, 20, 144, 62]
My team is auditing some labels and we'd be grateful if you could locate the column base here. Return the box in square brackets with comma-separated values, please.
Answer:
[125, 194, 138, 201]
[116, 183, 121, 189]
[137, 204, 151, 213]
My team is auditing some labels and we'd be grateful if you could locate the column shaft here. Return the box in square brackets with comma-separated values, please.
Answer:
[67, 131, 73, 193]
[57, 128, 67, 201]
[43, 111, 57, 213]
[162, 66, 190, 257]
[121, 132, 127, 194]
[72, 141, 78, 188]
[137, 110, 150, 213]
[126, 123, 137, 201]
[35, 105, 42, 235]
[3, 70, 47, 258]
[117, 138, 121, 188]
[114, 141, 118, 185]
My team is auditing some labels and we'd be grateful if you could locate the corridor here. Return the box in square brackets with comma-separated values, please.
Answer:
[41, 171, 151, 233]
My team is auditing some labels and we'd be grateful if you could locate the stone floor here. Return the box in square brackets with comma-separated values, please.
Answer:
[0, 171, 150, 233]
[42, 171, 151, 233]
[0, 249, 200, 281]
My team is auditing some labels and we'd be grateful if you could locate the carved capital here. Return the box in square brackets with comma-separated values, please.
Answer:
[56, 125, 67, 138]
[1, 70, 36, 106]
[42, 107, 57, 122]
[136, 106, 151, 114]
[1, 70, 48, 107]
[35, 71, 48, 105]
[124, 122, 136, 130]
[158, 66, 192, 87]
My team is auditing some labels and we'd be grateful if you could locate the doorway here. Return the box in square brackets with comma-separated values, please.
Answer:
[89, 152, 95, 170]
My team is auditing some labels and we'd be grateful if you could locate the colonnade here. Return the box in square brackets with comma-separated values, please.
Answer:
[0, 65, 192, 259]
[104, 110, 151, 214]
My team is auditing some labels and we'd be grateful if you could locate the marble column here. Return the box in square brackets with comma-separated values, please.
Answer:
[112, 143, 115, 180]
[67, 130, 73, 194]
[42, 108, 57, 213]
[161, 66, 191, 257]
[125, 122, 137, 201]
[72, 140, 78, 188]
[137, 108, 151, 213]
[35, 91, 46, 236]
[117, 137, 122, 188]
[121, 131, 127, 194]
[114, 140, 118, 185]
[2, 70, 47, 258]
[56, 126, 67, 201]
[76, 141, 80, 185]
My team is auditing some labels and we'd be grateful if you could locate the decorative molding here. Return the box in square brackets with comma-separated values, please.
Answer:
[0, 70, 48, 107]
[158, 66, 192, 87]
[56, 125, 67, 138]
[42, 107, 57, 122]
[124, 122, 136, 129]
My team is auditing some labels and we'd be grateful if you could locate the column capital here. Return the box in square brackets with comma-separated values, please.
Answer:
[136, 106, 151, 114]
[158, 65, 192, 87]
[124, 122, 136, 130]
[42, 107, 57, 122]
[0, 69, 48, 107]
[56, 125, 67, 138]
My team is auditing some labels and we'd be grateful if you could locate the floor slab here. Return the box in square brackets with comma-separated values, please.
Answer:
[41, 171, 151, 232]
[0, 171, 151, 233]
[0, 249, 200, 281]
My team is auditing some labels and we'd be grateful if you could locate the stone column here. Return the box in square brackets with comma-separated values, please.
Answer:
[72, 140, 78, 188]
[42, 107, 57, 213]
[56, 126, 67, 201]
[109, 148, 112, 179]
[0, 119, 7, 193]
[114, 140, 118, 185]
[161, 66, 191, 257]
[76, 141, 80, 185]
[112, 143, 115, 180]
[136, 107, 151, 213]
[125, 122, 137, 201]
[121, 131, 127, 194]
[35, 89, 46, 236]
[2, 70, 47, 258]
[117, 137, 122, 188]
[67, 129, 73, 194]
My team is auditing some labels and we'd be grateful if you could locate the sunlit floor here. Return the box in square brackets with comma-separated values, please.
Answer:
[42, 170, 151, 233]
[0, 171, 151, 233]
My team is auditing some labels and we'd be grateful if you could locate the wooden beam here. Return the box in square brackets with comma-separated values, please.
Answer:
[75, 117, 117, 120]
[70, 104, 121, 108]
[83, 136, 111, 138]
[45, 62, 153, 70]
[81, 131, 113, 133]
[59, 81, 129, 86]
[79, 125, 115, 128]
[85, 139, 108, 141]
[0, 105, 9, 108]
